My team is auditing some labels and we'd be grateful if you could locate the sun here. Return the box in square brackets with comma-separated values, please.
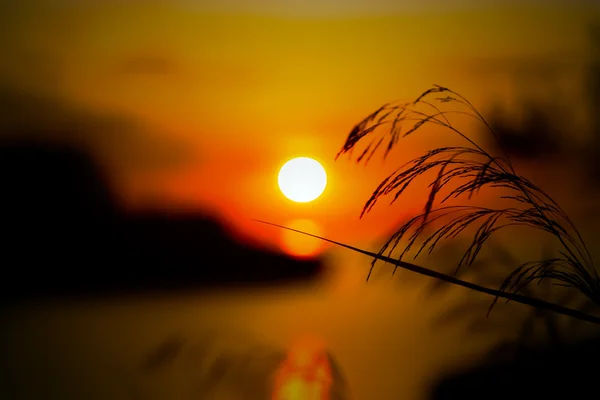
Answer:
[278, 157, 327, 203]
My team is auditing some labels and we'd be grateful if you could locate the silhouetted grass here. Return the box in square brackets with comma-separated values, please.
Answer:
[430, 240, 595, 348]
[257, 84, 600, 324]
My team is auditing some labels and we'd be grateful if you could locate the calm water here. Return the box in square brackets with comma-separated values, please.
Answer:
[2, 158, 600, 400]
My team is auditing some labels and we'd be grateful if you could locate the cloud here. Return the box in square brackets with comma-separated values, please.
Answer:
[0, 2, 199, 177]
[183, 0, 597, 17]
[0, 81, 197, 174]
[117, 54, 180, 76]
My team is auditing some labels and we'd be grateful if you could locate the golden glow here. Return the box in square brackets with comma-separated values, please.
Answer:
[278, 157, 327, 203]
[3, 1, 597, 259]
[279, 219, 324, 258]
[272, 335, 332, 400]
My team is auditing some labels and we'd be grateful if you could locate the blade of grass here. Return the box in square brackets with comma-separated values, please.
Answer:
[253, 219, 600, 326]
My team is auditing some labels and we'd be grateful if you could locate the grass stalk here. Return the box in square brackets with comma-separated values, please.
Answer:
[256, 85, 600, 325]
[255, 220, 600, 325]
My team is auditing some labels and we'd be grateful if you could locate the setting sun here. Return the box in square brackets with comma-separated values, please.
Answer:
[278, 157, 327, 203]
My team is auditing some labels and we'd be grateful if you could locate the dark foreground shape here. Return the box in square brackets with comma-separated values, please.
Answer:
[0, 139, 323, 302]
[430, 337, 600, 399]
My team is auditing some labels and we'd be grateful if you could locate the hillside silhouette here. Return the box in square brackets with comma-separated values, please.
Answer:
[430, 334, 599, 399]
[0, 138, 322, 302]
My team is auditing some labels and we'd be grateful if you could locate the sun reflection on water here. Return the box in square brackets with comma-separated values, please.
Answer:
[279, 219, 325, 259]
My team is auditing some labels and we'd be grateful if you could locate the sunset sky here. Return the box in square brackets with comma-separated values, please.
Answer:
[5, 3, 600, 400]
[1, 0, 599, 255]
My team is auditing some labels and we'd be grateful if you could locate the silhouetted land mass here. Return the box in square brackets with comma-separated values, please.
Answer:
[430, 335, 599, 399]
[485, 21, 600, 182]
[486, 103, 562, 159]
[0, 139, 322, 303]
[587, 22, 600, 182]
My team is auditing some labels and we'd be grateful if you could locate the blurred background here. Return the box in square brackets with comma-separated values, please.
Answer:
[1, 0, 600, 399]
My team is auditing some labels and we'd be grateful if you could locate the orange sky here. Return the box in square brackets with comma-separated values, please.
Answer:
[1, 1, 599, 256]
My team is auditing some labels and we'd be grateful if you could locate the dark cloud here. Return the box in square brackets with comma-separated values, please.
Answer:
[117, 54, 180, 76]
[0, 81, 196, 174]
[0, 1, 196, 173]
